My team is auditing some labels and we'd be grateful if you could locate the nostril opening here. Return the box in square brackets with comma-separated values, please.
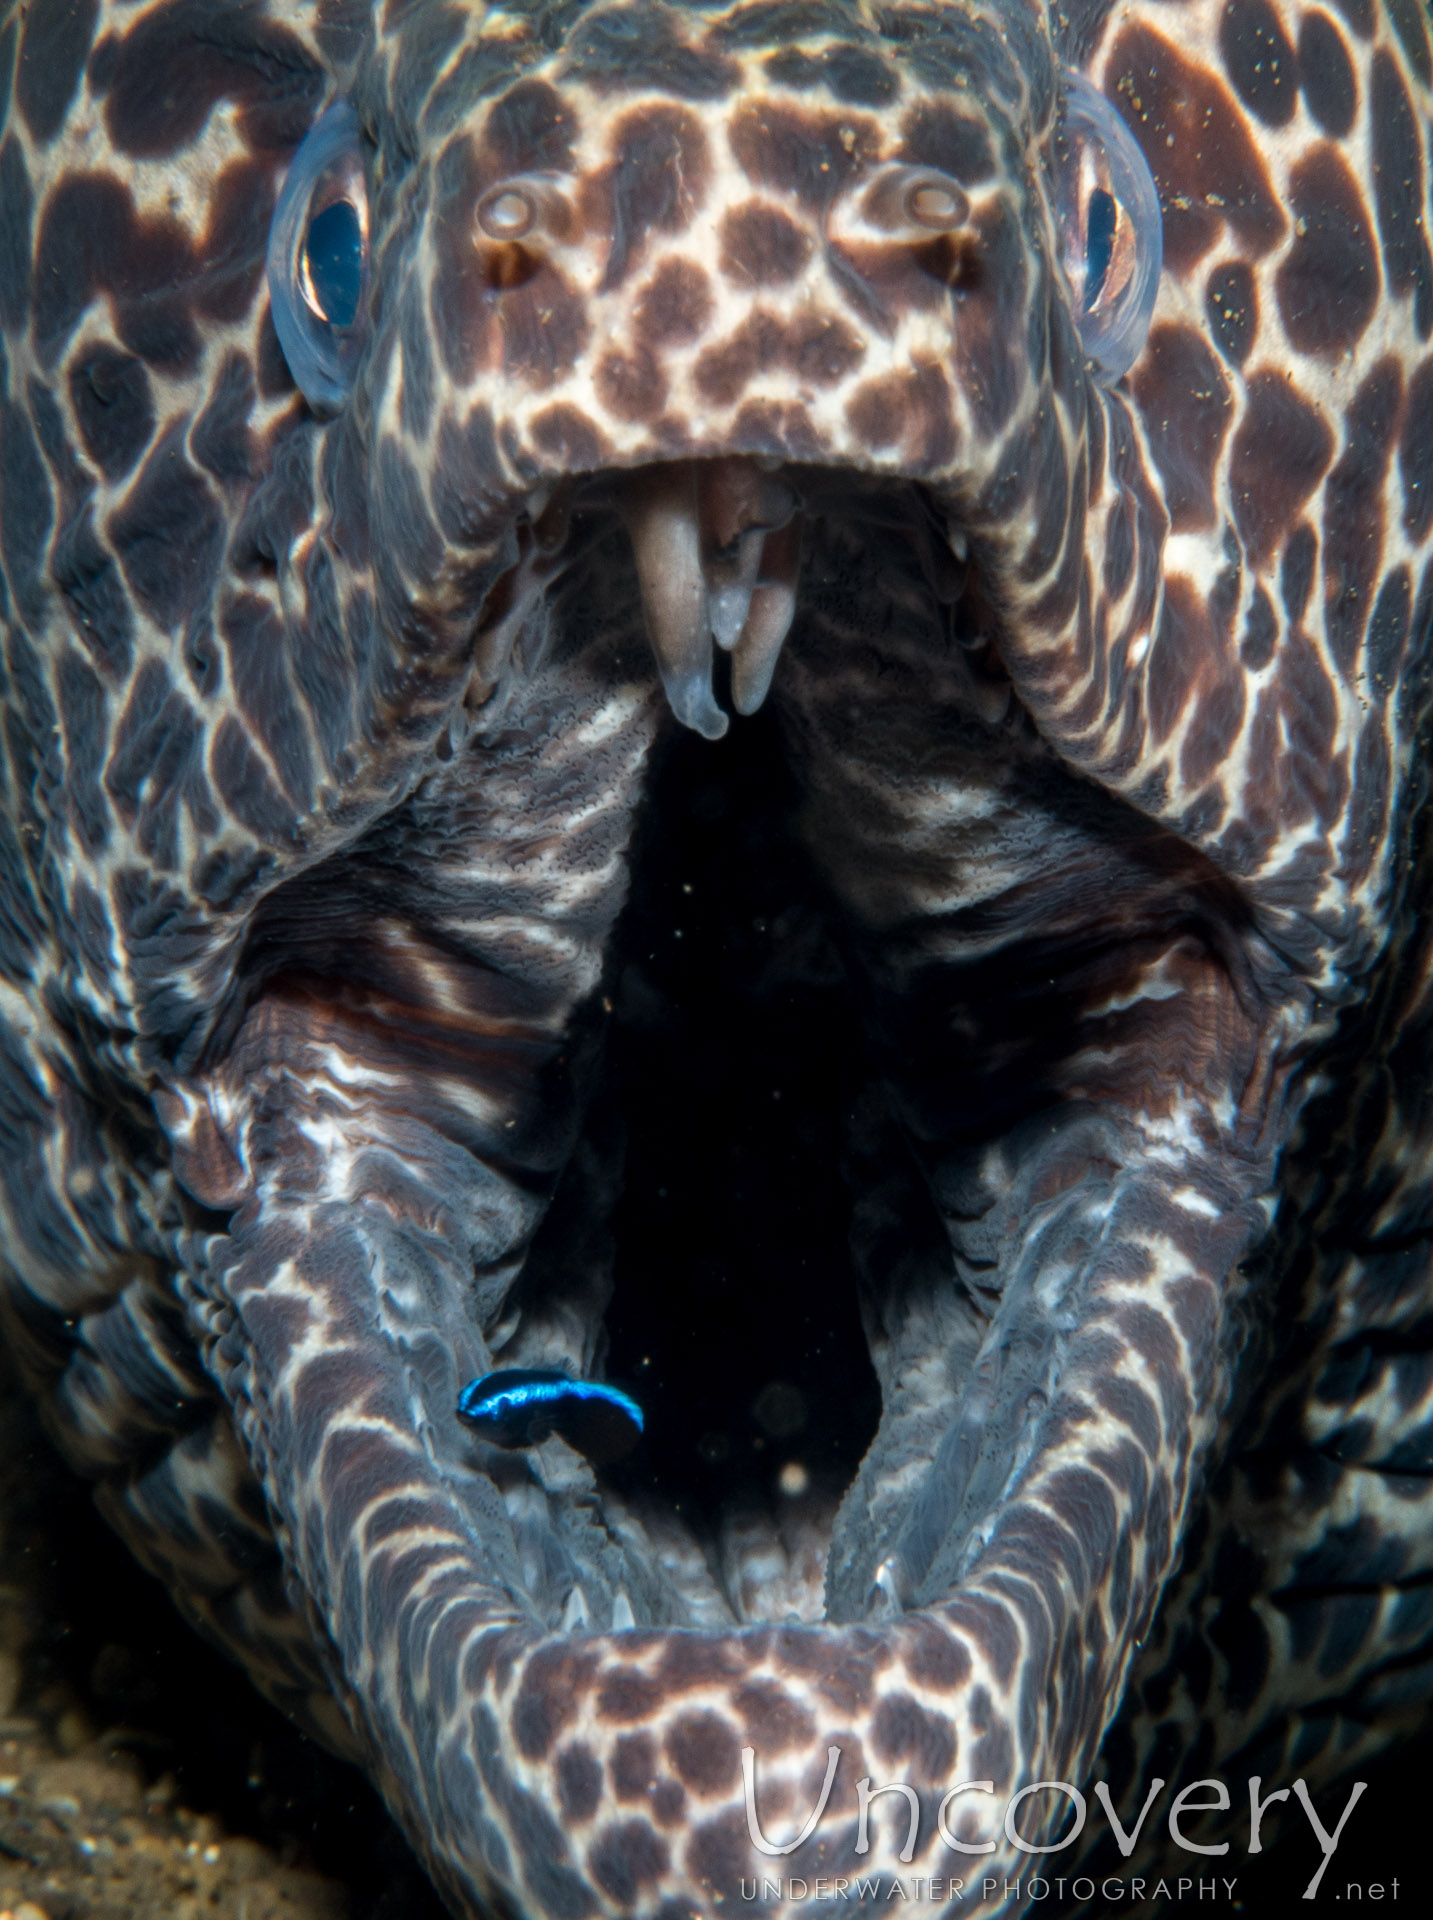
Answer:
[905, 180, 968, 230]
[477, 187, 536, 241]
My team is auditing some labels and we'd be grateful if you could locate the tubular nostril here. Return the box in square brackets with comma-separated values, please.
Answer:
[904, 179, 968, 231]
[841, 163, 973, 248]
[477, 186, 536, 241]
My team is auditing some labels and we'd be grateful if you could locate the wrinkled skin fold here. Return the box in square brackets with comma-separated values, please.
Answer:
[2, 1, 1433, 1915]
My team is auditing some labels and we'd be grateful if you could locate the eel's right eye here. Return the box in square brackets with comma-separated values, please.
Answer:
[267, 102, 370, 414]
[1051, 71, 1163, 382]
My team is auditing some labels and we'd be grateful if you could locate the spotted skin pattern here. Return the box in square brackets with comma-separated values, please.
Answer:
[1, 0, 1432, 1913]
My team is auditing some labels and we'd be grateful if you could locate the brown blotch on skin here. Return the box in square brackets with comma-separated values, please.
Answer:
[596, 346, 668, 422]
[210, 713, 298, 844]
[655, 1633, 745, 1691]
[1027, 485, 1089, 634]
[846, 364, 959, 471]
[652, 1778, 687, 1825]
[1275, 145, 1380, 356]
[480, 78, 577, 175]
[694, 314, 779, 408]
[610, 1730, 658, 1801]
[555, 1743, 603, 1823]
[728, 99, 883, 211]
[898, 100, 996, 183]
[665, 1712, 741, 1794]
[1016, 403, 1070, 583]
[1105, 23, 1286, 274]
[16, 0, 100, 146]
[1204, 261, 1258, 366]
[719, 200, 814, 285]
[1181, 652, 1247, 789]
[592, 105, 711, 289]
[871, 1693, 958, 1779]
[730, 397, 825, 462]
[900, 1620, 973, 1694]
[93, 0, 321, 160]
[632, 258, 714, 348]
[684, 1809, 753, 1901]
[528, 403, 612, 470]
[1240, 583, 1278, 671]
[1273, 631, 1346, 829]
[586, 1819, 669, 1905]
[1120, 1300, 1195, 1433]
[33, 168, 220, 371]
[1323, 357, 1405, 674]
[694, 309, 865, 408]
[1146, 573, 1227, 750]
[596, 1665, 665, 1723]
[1229, 372, 1334, 569]
[785, 310, 865, 386]
[1131, 323, 1232, 531]
[734, 1679, 816, 1752]
[1219, 0, 1298, 128]
[196, 156, 277, 322]
[947, 1600, 1020, 1690]
[1281, 522, 1319, 627]
[1400, 357, 1433, 542]
[475, 243, 547, 294]
[499, 277, 591, 390]
[1298, 10, 1358, 136]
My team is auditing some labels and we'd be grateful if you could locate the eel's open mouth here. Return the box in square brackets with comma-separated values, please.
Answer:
[153, 450, 1307, 1917]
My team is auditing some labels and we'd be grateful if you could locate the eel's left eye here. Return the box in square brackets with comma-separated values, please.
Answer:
[266, 102, 370, 414]
[1051, 71, 1162, 381]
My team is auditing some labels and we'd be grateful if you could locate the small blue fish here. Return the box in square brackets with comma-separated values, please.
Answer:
[456, 1369, 644, 1465]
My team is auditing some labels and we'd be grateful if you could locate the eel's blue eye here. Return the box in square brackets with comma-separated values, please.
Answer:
[301, 199, 364, 329]
[1051, 71, 1163, 382]
[266, 102, 370, 414]
[457, 1369, 645, 1466]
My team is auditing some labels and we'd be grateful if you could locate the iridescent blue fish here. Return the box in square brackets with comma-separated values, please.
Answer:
[456, 1369, 644, 1466]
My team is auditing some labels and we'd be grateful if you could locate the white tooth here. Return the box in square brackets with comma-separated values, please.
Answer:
[708, 528, 764, 651]
[867, 1556, 908, 1619]
[947, 527, 969, 562]
[730, 524, 799, 716]
[622, 467, 728, 740]
[561, 1585, 590, 1632]
[709, 584, 754, 651]
[731, 584, 795, 715]
[610, 1588, 636, 1631]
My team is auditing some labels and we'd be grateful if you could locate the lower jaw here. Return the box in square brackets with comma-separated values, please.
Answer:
[169, 509, 1300, 1918]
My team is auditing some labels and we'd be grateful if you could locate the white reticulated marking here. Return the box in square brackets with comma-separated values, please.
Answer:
[313, 1044, 401, 1090]
[1170, 1187, 1222, 1219]
[1084, 952, 1188, 1017]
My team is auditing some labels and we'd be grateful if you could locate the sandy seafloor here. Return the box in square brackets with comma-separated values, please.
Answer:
[0, 1358, 446, 1920]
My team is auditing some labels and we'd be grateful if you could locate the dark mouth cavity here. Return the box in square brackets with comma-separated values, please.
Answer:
[220, 468, 999, 1625]
[591, 701, 888, 1548]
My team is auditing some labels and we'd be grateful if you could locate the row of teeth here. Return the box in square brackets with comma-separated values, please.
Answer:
[561, 1583, 636, 1631]
[619, 459, 802, 738]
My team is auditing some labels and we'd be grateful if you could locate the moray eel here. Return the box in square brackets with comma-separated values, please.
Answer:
[2, 1, 1433, 1914]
